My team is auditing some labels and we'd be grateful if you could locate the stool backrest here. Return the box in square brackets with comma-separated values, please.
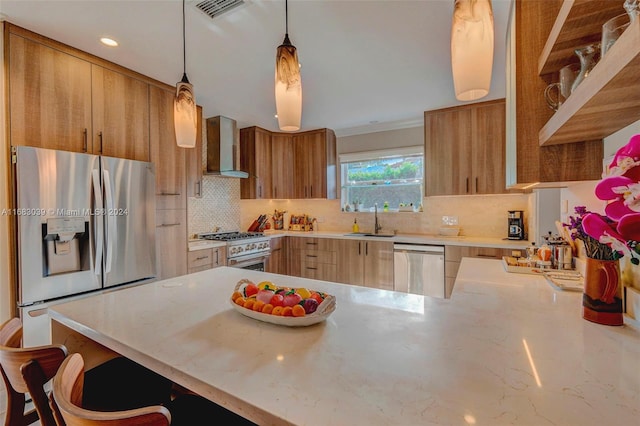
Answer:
[0, 317, 67, 426]
[52, 353, 171, 426]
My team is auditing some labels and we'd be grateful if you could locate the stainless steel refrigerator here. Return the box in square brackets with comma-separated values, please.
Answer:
[15, 146, 156, 345]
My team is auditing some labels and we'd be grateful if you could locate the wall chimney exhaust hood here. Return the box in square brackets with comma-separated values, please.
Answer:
[205, 115, 248, 178]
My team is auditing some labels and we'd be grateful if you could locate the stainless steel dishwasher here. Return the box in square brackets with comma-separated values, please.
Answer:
[393, 243, 445, 298]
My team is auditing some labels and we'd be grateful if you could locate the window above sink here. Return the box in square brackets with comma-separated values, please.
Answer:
[340, 146, 424, 213]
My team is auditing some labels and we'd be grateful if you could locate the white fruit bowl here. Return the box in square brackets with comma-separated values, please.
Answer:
[438, 226, 460, 237]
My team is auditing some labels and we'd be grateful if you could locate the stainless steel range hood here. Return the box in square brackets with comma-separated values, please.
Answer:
[205, 115, 248, 178]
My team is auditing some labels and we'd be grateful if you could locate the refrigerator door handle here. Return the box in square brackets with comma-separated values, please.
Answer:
[103, 169, 115, 274]
[91, 169, 104, 275]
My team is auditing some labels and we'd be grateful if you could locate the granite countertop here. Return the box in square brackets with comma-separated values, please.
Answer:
[48, 261, 639, 425]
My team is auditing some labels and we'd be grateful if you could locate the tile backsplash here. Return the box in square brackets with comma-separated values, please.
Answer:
[187, 177, 241, 237]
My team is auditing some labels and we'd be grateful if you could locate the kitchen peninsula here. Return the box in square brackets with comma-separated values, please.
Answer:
[49, 259, 640, 425]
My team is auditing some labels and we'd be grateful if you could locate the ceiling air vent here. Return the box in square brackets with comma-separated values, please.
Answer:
[194, 0, 246, 19]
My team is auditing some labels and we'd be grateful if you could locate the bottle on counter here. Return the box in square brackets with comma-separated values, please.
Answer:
[352, 218, 359, 233]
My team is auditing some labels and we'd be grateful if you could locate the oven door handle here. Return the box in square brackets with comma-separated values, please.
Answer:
[227, 253, 270, 268]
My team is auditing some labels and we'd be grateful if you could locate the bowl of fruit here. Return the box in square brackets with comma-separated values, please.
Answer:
[230, 279, 336, 327]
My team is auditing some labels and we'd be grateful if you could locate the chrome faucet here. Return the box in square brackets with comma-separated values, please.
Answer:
[374, 203, 382, 234]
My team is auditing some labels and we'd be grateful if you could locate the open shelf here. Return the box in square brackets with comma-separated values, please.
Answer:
[539, 13, 640, 146]
[538, 0, 624, 76]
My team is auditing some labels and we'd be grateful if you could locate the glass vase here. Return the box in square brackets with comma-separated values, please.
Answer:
[582, 257, 623, 326]
[571, 44, 599, 93]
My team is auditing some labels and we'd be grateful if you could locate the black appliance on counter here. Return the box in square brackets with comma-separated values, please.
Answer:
[507, 210, 525, 240]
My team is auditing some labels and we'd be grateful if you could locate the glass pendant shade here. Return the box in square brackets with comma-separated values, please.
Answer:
[275, 36, 302, 132]
[174, 76, 197, 148]
[451, 0, 494, 101]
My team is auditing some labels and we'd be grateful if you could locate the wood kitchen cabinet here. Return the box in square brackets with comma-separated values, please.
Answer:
[7, 25, 150, 160]
[186, 106, 204, 198]
[156, 210, 187, 280]
[8, 31, 92, 153]
[240, 127, 272, 199]
[266, 237, 288, 275]
[271, 133, 295, 199]
[150, 86, 186, 210]
[506, 0, 602, 187]
[91, 66, 150, 161]
[239, 127, 337, 199]
[293, 129, 337, 199]
[288, 237, 337, 282]
[187, 246, 226, 274]
[335, 239, 394, 291]
[425, 99, 507, 196]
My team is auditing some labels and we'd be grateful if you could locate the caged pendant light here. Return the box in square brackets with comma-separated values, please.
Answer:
[174, 0, 197, 148]
[451, 0, 494, 101]
[275, 0, 302, 132]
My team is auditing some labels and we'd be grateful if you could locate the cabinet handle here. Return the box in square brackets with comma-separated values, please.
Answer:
[306, 242, 318, 246]
[306, 254, 318, 258]
[98, 131, 103, 153]
[160, 192, 181, 196]
[272, 248, 281, 252]
[475, 177, 478, 193]
[310, 185, 313, 198]
[83, 128, 88, 152]
[306, 267, 318, 270]
[216, 250, 219, 265]
[476, 254, 497, 258]
[158, 223, 180, 227]
[195, 256, 208, 261]
[365, 242, 369, 256]
[258, 185, 262, 198]
[358, 242, 361, 255]
[195, 181, 201, 197]
[466, 177, 469, 194]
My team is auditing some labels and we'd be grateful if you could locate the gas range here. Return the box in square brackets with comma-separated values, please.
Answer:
[197, 231, 271, 261]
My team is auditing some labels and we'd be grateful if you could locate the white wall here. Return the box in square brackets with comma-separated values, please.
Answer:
[337, 126, 423, 154]
[0, 22, 11, 323]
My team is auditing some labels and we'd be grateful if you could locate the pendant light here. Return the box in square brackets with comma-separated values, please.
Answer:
[174, 0, 197, 148]
[451, 0, 494, 101]
[275, 0, 302, 132]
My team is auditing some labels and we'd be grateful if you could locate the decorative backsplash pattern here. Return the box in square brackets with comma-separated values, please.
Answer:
[187, 177, 241, 237]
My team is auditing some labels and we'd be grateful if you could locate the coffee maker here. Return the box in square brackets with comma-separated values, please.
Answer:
[507, 210, 525, 240]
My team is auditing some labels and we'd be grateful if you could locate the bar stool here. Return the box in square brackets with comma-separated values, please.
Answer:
[52, 353, 170, 425]
[0, 318, 173, 425]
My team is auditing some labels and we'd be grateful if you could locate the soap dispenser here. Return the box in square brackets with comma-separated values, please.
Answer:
[352, 218, 359, 233]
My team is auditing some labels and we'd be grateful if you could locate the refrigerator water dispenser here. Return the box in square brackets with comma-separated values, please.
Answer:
[43, 217, 88, 276]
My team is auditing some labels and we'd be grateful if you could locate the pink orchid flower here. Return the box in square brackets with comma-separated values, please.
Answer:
[607, 134, 640, 180]
[582, 213, 629, 256]
[595, 175, 640, 220]
[617, 213, 640, 242]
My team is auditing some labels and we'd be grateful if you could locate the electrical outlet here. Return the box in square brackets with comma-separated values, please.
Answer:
[442, 215, 459, 226]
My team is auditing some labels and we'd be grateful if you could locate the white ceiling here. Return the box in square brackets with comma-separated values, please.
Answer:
[0, 0, 511, 136]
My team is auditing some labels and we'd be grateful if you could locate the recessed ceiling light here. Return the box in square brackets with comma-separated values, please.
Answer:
[100, 37, 118, 47]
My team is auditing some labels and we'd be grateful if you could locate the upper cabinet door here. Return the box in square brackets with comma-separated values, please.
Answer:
[471, 101, 506, 195]
[9, 33, 92, 153]
[424, 107, 472, 196]
[91, 66, 150, 161]
[240, 127, 273, 199]
[150, 86, 186, 210]
[271, 133, 294, 199]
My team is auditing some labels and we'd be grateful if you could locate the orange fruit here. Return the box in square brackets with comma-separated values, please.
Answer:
[272, 306, 284, 316]
[282, 306, 293, 317]
[292, 305, 305, 317]
[261, 303, 274, 314]
[234, 297, 245, 306]
[253, 300, 265, 312]
[231, 291, 243, 302]
[243, 299, 255, 310]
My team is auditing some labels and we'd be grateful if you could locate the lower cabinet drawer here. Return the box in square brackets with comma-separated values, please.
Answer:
[300, 262, 336, 282]
[188, 249, 213, 269]
[301, 249, 336, 264]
